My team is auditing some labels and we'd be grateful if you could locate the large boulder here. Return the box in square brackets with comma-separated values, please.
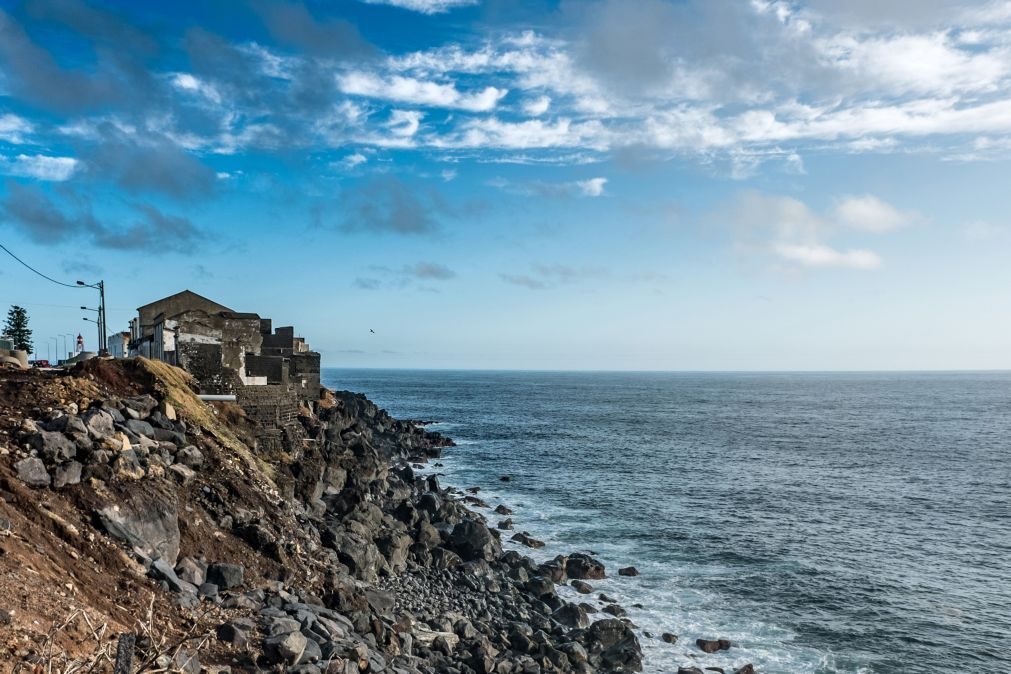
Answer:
[449, 520, 500, 562]
[512, 532, 545, 549]
[175, 557, 207, 586]
[45, 415, 88, 436]
[590, 620, 642, 672]
[123, 395, 158, 417]
[377, 532, 411, 573]
[264, 630, 307, 666]
[566, 553, 606, 580]
[82, 410, 115, 440]
[30, 431, 76, 463]
[206, 563, 244, 589]
[14, 457, 50, 488]
[150, 559, 198, 595]
[124, 419, 155, 439]
[587, 619, 634, 650]
[696, 638, 731, 653]
[53, 461, 83, 488]
[552, 603, 589, 629]
[323, 528, 385, 581]
[96, 496, 180, 564]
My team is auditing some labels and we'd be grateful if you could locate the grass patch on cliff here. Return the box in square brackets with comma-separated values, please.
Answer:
[134, 357, 278, 483]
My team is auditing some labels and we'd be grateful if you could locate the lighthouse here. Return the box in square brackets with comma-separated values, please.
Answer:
[76, 334, 84, 354]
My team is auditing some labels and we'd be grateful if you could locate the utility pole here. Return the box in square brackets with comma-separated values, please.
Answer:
[100, 280, 107, 355]
[78, 279, 108, 355]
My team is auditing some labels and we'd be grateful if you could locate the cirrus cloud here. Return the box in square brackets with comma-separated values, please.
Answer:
[360, 0, 478, 14]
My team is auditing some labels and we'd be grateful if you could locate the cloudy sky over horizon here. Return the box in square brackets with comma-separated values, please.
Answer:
[2, 0, 1010, 370]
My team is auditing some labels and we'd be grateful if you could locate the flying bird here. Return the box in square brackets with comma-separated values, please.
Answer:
[370, 329, 375, 334]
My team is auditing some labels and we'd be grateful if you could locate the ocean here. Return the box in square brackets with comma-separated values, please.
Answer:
[322, 369, 1011, 674]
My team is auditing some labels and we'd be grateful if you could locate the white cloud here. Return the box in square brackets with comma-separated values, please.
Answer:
[728, 191, 908, 272]
[17, 1, 1011, 167]
[0, 114, 33, 144]
[576, 177, 607, 196]
[440, 168, 457, 181]
[169, 73, 222, 103]
[488, 176, 608, 198]
[387, 109, 422, 138]
[341, 152, 369, 168]
[1, 154, 78, 181]
[772, 242, 883, 269]
[821, 32, 1011, 97]
[342, 4, 1011, 161]
[361, 0, 478, 14]
[436, 117, 610, 150]
[832, 195, 917, 232]
[522, 95, 552, 116]
[338, 72, 507, 112]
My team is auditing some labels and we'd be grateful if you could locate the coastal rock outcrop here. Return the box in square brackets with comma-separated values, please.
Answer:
[0, 358, 644, 674]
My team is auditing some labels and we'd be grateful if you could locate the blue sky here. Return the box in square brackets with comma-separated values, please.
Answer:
[2, 0, 1010, 370]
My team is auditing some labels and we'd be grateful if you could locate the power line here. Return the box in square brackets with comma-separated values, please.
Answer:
[0, 242, 84, 289]
[3, 302, 133, 312]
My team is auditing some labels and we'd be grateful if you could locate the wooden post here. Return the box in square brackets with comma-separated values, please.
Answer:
[113, 633, 135, 674]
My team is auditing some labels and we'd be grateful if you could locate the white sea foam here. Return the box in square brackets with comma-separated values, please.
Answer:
[435, 452, 867, 674]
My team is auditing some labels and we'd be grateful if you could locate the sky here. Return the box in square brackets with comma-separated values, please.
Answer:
[1, 0, 1010, 370]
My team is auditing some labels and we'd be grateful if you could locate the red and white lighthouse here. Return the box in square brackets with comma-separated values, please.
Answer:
[76, 334, 84, 354]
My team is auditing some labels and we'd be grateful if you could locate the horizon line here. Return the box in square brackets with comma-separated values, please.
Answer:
[319, 366, 1011, 374]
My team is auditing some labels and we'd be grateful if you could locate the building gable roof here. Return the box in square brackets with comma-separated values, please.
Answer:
[136, 290, 233, 315]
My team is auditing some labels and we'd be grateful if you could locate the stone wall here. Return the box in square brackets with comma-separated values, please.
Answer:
[237, 385, 299, 427]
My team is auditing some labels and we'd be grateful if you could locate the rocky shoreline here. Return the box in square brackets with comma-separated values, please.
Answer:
[0, 358, 752, 674]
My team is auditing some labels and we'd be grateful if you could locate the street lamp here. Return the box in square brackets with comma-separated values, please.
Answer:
[77, 279, 107, 356]
[48, 336, 57, 364]
[63, 333, 75, 359]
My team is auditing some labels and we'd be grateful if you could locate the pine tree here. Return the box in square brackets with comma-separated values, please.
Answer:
[3, 305, 33, 353]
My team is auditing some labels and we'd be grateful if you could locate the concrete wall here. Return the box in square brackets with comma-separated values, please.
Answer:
[261, 326, 296, 356]
[219, 315, 263, 382]
[245, 353, 288, 384]
[170, 309, 262, 393]
[290, 352, 321, 401]
[108, 333, 130, 358]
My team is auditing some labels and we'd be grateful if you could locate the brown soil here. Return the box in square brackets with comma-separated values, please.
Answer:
[0, 362, 302, 672]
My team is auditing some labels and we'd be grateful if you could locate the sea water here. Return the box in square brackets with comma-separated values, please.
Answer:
[322, 369, 1011, 674]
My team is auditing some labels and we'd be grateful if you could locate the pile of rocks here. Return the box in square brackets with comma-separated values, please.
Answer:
[10, 394, 202, 489]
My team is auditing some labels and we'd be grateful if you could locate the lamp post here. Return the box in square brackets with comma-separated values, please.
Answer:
[81, 307, 100, 354]
[83, 317, 100, 352]
[58, 334, 66, 361]
[63, 333, 75, 360]
[49, 336, 57, 365]
[77, 280, 107, 355]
